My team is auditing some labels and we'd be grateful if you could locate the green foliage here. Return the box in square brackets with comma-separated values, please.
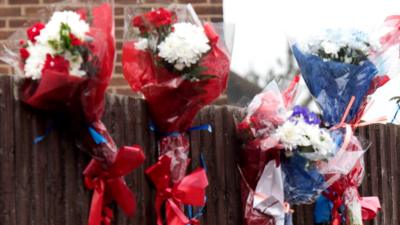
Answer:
[316, 44, 369, 65]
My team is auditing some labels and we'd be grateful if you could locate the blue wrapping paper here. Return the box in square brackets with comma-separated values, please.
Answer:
[281, 153, 326, 205]
[292, 45, 379, 125]
[314, 195, 333, 223]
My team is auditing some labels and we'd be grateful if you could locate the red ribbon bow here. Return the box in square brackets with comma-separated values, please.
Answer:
[360, 196, 381, 221]
[324, 191, 381, 225]
[322, 192, 343, 225]
[83, 145, 145, 225]
[146, 156, 208, 225]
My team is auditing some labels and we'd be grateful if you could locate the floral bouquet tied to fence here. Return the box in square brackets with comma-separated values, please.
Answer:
[291, 29, 389, 126]
[0, 0, 118, 164]
[122, 4, 231, 224]
[290, 28, 388, 225]
[237, 78, 348, 225]
[236, 65, 385, 225]
[0, 1, 145, 225]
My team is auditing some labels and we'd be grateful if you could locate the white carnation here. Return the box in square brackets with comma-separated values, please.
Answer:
[275, 118, 335, 160]
[274, 121, 303, 150]
[24, 43, 54, 79]
[23, 11, 90, 79]
[158, 22, 210, 71]
[321, 41, 340, 56]
[36, 11, 89, 45]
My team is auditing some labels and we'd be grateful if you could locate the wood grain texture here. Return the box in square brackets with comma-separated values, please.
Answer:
[0, 74, 397, 225]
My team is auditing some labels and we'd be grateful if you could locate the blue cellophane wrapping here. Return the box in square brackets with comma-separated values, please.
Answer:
[292, 45, 378, 125]
[281, 153, 326, 205]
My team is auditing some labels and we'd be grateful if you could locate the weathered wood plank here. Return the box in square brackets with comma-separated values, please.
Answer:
[14, 93, 33, 225]
[0, 75, 15, 225]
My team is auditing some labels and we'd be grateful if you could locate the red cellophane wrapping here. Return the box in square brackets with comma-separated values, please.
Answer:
[327, 136, 366, 225]
[122, 5, 230, 183]
[236, 79, 299, 225]
[15, 2, 116, 165]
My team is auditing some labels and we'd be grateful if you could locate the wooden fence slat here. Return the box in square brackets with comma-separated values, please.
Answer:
[201, 106, 217, 225]
[223, 106, 243, 225]
[0, 75, 15, 225]
[389, 125, 399, 225]
[14, 96, 33, 225]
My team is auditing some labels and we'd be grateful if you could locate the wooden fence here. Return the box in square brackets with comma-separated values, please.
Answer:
[0, 75, 398, 225]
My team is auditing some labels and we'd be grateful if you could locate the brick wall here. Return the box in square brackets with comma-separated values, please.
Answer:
[0, 0, 223, 95]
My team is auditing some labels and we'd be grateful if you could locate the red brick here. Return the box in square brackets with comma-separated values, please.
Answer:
[115, 18, 124, 27]
[116, 41, 123, 50]
[115, 29, 124, 39]
[24, 7, 46, 16]
[115, 0, 136, 4]
[0, 66, 10, 75]
[9, 0, 39, 4]
[110, 76, 128, 86]
[0, 20, 5, 28]
[114, 7, 124, 15]
[115, 65, 123, 74]
[193, 5, 223, 15]
[43, 0, 64, 3]
[0, 31, 14, 40]
[0, 7, 21, 17]
[178, 0, 207, 3]
[210, 16, 223, 23]
[113, 87, 137, 96]
[116, 52, 122, 62]
[141, 0, 164, 4]
[8, 19, 28, 28]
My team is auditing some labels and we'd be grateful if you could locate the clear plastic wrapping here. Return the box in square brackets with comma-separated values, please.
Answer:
[236, 78, 364, 225]
[122, 4, 231, 133]
[290, 28, 390, 126]
[0, 0, 117, 164]
[122, 4, 231, 184]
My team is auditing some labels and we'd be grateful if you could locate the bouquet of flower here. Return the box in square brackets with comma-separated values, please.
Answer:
[290, 29, 388, 126]
[122, 4, 229, 224]
[0, 0, 117, 164]
[122, 4, 230, 183]
[290, 28, 387, 225]
[0, 1, 146, 225]
[236, 78, 357, 225]
[122, 4, 230, 132]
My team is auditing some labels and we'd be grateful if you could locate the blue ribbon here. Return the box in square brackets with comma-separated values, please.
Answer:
[88, 126, 107, 144]
[391, 103, 400, 123]
[313, 195, 333, 223]
[149, 122, 213, 137]
[33, 123, 54, 144]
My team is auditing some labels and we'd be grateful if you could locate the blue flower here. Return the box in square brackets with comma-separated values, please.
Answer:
[290, 105, 320, 125]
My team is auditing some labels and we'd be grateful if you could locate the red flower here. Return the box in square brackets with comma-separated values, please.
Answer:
[237, 121, 251, 132]
[132, 16, 148, 33]
[19, 48, 30, 61]
[145, 8, 174, 28]
[19, 39, 26, 46]
[69, 33, 83, 46]
[27, 23, 45, 43]
[42, 54, 70, 74]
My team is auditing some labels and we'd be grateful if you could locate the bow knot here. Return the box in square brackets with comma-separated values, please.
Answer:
[146, 156, 208, 225]
[83, 146, 145, 225]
